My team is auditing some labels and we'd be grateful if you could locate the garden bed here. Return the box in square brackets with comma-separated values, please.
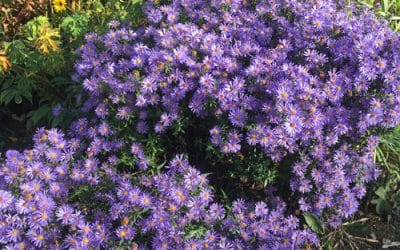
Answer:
[1, 0, 400, 249]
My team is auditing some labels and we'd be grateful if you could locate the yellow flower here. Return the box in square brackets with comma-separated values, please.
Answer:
[52, 0, 67, 13]
[35, 25, 60, 54]
[0, 50, 11, 74]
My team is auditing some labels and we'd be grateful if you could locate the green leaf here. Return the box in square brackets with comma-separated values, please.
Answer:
[324, 239, 335, 250]
[0, 88, 14, 104]
[392, 190, 400, 203]
[220, 189, 230, 203]
[184, 224, 207, 239]
[303, 212, 323, 234]
[3, 90, 17, 105]
[24, 16, 50, 41]
[383, 0, 390, 13]
[345, 223, 372, 237]
[14, 95, 22, 104]
[27, 105, 51, 125]
[61, 14, 89, 38]
[20, 91, 33, 103]
[51, 116, 62, 127]
[375, 186, 387, 199]
[376, 199, 391, 215]
[2, 79, 14, 90]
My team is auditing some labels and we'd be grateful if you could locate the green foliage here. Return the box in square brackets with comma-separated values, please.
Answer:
[371, 127, 400, 217]
[303, 212, 324, 234]
[370, 173, 400, 215]
[61, 13, 89, 38]
[371, 188, 393, 215]
[345, 223, 372, 238]
[229, 151, 277, 189]
[357, 0, 400, 31]
[184, 223, 208, 239]
[24, 16, 51, 41]
[0, 0, 146, 128]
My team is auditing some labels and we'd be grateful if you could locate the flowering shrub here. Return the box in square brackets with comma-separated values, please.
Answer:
[73, 0, 400, 225]
[0, 129, 317, 249]
[1, 0, 400, 248]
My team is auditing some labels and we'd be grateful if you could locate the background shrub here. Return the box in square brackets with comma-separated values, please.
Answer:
[0, 0, 145, 132]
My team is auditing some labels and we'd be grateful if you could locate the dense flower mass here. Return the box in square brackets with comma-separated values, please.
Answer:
[0, 129, 317, 249]
[73, 0, 400, 226]
[1, 0, 400, 248]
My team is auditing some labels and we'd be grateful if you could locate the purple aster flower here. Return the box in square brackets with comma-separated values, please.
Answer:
[0, 190, 13, 211]
[200, 189, 214, 204]
[140, 194, 152, 208]
[184, 168, 201, 190]
[45, 149, 62, 163]
[108, 20, 120, 28]
[228, 108, 247, 127]
[316, 194, 333, 210]
[209, 203, 225, 220]
[284, 116, 303, 136]
[131, 143, 144, 156]
[136, 121, 149, 134]
[254, 201, 268, 217]
[299, 198, 311, 212]
[26, 229, 46, 248]
[116, 225, 136, 240]
[333, 151, 348, 167]
[56, 205, 74, 225]
[95, 103, 108, 118]
[6, 227, 22, 243]
[98, 122, 112, 136]
[52, 103, 63, 117]
[117, 106, 130, 119]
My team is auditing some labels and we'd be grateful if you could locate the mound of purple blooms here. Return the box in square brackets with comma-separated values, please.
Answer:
[74, 0, 400, 224]
[0, 129, 317, 249]
[1, 0, 400, 248]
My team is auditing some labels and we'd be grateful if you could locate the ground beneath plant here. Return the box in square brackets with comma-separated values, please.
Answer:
[368, 213, 400, 249]
[0, 106, 33, 153]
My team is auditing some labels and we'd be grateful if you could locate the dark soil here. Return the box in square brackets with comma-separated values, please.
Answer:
[369, 213, 400, 249]
[0, 106, 34, 153]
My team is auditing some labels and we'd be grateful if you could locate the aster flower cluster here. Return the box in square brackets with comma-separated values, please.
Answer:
[72, 0, 400, 226]
[121, 155, 318, 249]
[0, 129, 316, 249]
[0, 128, 117, 249]
[2, 0, 400, 248]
